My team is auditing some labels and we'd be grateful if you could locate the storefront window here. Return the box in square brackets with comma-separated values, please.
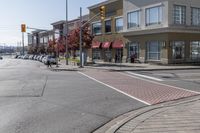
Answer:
[191, 41, 200, 59]
[115, 49, 123, 63]
[146, 41, 161, 60]
[92, 49, 101, 60]
[172, 41, 185, 59]
[129, 42, 139, 59]
[104, 49, 112, 62]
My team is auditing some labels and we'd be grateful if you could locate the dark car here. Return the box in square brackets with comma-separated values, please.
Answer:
[0, 56, 3, 60]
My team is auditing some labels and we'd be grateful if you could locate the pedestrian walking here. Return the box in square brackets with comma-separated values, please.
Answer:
[47, 60, 51, 68]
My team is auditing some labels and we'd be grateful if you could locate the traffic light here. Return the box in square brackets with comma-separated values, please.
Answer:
[21, 24, 26, 32]
[100, 6, 105, 20]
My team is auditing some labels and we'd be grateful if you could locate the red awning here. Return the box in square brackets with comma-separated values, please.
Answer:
[112, 40, 124, 48]
[102, 42, 111, 48]
[92, 41, 101, 49]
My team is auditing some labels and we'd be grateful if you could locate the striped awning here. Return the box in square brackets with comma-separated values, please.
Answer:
[102, 42, 111, 48]
[112, 40, 124, 48]
[92, 41, 101, 49]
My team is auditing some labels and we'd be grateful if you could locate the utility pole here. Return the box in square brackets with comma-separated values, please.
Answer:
[79, 7, 83, 68]
[65, 0, 69, 65]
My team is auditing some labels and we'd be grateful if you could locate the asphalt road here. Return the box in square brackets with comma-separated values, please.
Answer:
[0, 58, 145, 133]
[130, 70, 200, 93]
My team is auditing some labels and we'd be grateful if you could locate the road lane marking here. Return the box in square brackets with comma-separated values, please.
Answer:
[126, 72, 163, 81]
[121, 72, 200, 95]
[78, 72, 151, 105]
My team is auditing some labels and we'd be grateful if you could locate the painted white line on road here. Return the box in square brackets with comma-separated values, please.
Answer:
[126, 72, 163, 81]
[78, 72, 151, 105]
[121, 72, 200, 95]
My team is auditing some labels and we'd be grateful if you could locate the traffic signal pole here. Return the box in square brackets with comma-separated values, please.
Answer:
[22, 32, 24, 55]
[78, 6, 105, 68]
[79, 7, 83, 68]
[21, 24, 26, 56]
[65, 0, 69, 65]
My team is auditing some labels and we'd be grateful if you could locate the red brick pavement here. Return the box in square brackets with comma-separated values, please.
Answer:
[81, 70, 199, 105]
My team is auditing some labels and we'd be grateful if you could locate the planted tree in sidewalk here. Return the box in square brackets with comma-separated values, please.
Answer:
[67, 22, 94, 58]
[28, 45, 35, 54]
[47, 39, 56, 55]
[57, 36, 66, 53]
[37, 45, 46, 54]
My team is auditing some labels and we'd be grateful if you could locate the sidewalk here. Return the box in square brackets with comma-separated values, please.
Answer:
[52, 60, 200, 71]
[86, 62, 200, 71]
[50, 60, 79, 71]
[93, 95, 200, 133]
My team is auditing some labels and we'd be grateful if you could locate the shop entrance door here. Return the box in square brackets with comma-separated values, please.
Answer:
[115, 49, 123, 63]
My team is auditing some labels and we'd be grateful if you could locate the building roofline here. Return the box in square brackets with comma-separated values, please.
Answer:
[51, 20, 65, 26]
[88, 0, 118, 10]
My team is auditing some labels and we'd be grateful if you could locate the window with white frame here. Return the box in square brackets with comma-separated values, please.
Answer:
[48, 35, 53, 41]
[146, 41, 161, 60]
[191, 7, 200, 26]
[127, 10, 140, 28]
[44, 37, 48, 43]
[33, 36, 37, 44]
[190, 41, 200, 59]
[171, 41, 185, 59]
[40, 37, 44, 44]
[92, 22, 102, 35]
[173, 5, 186, 25]
[115, 17, 123, 32]
[146, 6, 162, 26]
[105, 19, 111, 33]
[28, 35, 33, 44]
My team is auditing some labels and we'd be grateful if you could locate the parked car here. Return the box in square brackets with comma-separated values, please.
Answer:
[39, 55, 45, 62]
[29, 55, 34, 60]
[23, 55, 29, 59]
[0, 56, 3, 60]
[43, 55, 56, 65]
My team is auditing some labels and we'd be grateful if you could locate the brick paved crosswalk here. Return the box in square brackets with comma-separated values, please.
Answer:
[80, 70, 199, 105]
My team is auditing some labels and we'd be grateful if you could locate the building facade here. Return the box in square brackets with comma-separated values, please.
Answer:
[88, 0, 200, 64]
[123, 0, 200, 64]
[88, 0, 127, 63]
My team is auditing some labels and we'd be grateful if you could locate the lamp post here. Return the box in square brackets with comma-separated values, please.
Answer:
[65, 0, 69, 65]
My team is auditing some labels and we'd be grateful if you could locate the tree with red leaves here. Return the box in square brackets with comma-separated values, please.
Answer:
[67, 22, 94, 57]
[47, 39, 56, 54]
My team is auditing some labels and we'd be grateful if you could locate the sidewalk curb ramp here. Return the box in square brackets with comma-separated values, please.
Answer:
[92, 95, 200, 133]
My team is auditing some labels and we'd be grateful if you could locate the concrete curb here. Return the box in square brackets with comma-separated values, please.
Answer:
[92, 95, 200, 133]
[50, 68, 78, 71]
[84, 66, 200, 72]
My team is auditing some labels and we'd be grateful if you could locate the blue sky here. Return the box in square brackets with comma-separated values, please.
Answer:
[0, 0, 105, 46]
